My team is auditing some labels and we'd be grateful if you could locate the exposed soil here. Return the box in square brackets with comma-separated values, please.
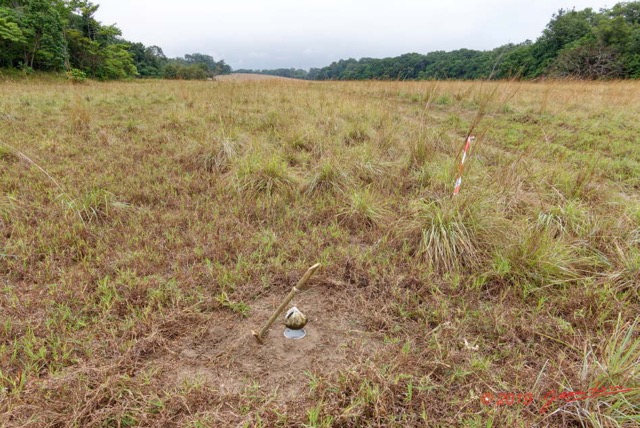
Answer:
[159, 287, 380, 401]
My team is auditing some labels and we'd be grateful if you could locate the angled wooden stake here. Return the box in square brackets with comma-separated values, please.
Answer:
[252, 263, 322, 344]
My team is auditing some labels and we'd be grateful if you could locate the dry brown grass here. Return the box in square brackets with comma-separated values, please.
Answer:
[0, 77, 639, 427]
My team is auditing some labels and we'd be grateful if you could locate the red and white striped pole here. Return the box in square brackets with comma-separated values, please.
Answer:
[453, 135, 474, 196]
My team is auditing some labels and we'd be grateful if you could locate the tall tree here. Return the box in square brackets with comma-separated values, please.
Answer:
[0, 6, 27, 67]
[15, 0, 67, 69]
[128, 42, 167, 77]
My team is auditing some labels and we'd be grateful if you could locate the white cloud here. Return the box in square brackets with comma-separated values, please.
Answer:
[95, 0, 609, 69]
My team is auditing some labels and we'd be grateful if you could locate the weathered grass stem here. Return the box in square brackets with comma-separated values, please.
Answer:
[252, 263, 322, 343]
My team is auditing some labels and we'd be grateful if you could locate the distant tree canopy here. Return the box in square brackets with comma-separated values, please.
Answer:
[163, 53, 231, 80]
[235, 68, 309, 79]
[307, 48, 511, 81]
[308, 1, 640, 80]
[0, 0, 230, 80]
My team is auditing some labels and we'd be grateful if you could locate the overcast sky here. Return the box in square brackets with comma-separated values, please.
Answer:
[95, 0, 610, 70]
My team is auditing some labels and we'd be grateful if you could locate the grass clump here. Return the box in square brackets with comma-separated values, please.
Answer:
[234, 154, 296, 196]
[303, 160, 351, 195]
[67, 188, 124, 224]
[604, 238, 640, 300]
[560, 315, 640, 426]
[536, 199, 592, 238]
[402, 199, 490, 273]
[69, 99, 92, 137]
[343, 122, 372, 146]
[214, 291, 251, 317]
[407, 138, 432, 170]
[488, 226, 591, 291]
[410, 158, 452, 193]
[338, 188, 390, 229]
[0, 145, 19, 162]
[406, 130, 450, 170]
[179, 138, 238, 174]
[355, 160, 392, 185]
[0, 194, 15, 223]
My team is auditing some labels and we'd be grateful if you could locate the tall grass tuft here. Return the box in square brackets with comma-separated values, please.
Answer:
[0, 195, 15, 224]
[0, 145, 19, 162]
[234, 154, 296, 196]
[568, 315, 640, 427]
[69, 98, 92, 137]
[536, 199, 592, 238]
[407, 138, 433, 170]
[338, 188, 390, 229]
[343, 122, 372, 146]
[401, 198, 492, 272]
[489, 226, 590, 289]
[410, 129, 451, 166]
[67, 188, 123, 224]
[304, 160, 351, 195]
[604, 237, 640, 300]
[179, 138, 238, 174]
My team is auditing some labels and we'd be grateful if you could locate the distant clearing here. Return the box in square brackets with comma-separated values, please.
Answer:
[215, 73, 300, 81]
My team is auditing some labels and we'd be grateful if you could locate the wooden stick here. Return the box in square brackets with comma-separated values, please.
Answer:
[252, 263, 321, 343]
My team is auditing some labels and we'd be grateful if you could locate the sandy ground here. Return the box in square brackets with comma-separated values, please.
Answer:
[160, 286, 380, 402]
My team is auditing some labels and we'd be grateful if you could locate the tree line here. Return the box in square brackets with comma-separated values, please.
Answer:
[253, 1, 640, 81]
[2, 1, 639, 81]
[0, 0, 230, 79]
[234, 68, 309, 79]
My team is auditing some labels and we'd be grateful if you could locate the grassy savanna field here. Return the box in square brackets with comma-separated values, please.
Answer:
[1, 75, 639, 427]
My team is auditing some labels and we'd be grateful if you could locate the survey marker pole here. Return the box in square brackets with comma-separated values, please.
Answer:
[252, 263, 322, 344]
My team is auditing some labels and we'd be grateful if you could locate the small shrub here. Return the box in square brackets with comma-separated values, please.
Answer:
[66, 68, 87, 83]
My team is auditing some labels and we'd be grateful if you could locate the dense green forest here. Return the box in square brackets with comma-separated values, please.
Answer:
[249, 1, 640, 81]
[0, 0, 230, 79]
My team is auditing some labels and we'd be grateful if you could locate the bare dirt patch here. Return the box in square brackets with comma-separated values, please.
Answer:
[160, 287, 380, 401]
